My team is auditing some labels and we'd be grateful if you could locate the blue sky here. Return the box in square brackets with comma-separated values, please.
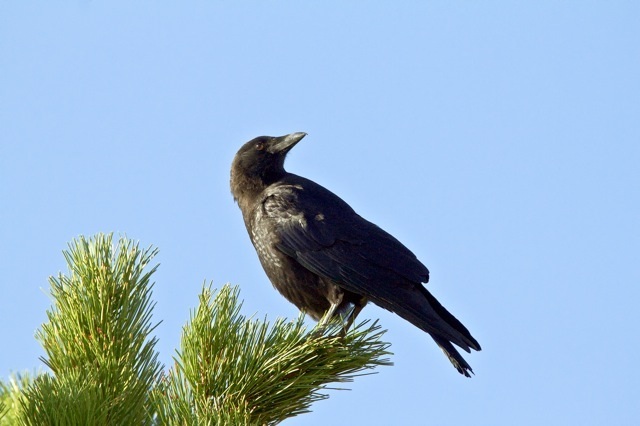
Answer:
[1, 2, 639, 425]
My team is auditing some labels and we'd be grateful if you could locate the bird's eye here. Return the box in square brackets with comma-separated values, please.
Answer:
[255, 142, 265, 151]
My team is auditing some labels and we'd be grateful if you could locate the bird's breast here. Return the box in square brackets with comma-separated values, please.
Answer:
[250, 224, 283, 268]
[248, 202, 303, 269]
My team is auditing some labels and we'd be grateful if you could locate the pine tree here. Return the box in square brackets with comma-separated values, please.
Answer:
[1, 234, 391, 425]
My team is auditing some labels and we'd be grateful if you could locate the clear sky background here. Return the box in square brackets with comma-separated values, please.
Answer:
[2, 2, 639, 425]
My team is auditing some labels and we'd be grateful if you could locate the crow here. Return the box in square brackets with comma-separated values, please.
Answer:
[230, 132, 481, 376]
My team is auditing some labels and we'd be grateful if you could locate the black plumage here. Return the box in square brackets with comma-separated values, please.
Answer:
[230, 132, 481, 376]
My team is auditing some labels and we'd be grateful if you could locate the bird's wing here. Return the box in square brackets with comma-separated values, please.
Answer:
[263, 183, 479, 353]
[263, 183, 430, 297]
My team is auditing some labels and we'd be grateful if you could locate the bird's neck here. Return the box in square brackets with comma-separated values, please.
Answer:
[231, 172, 268, 211]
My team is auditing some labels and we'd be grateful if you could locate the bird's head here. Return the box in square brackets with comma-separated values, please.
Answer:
[231, 132, 307, 201]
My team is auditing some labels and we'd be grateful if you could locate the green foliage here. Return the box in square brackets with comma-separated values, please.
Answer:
[153, 285, 392, 425]
[0, 372, 34, 425]
[19, 234, 163, 425]
[3, 234, 392, 425]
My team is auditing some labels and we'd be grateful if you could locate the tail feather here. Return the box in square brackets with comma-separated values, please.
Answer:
[419, 286, 481, 351]
[432, 335, 474, 377]
[369, 282, 481, 376]
[416, 286, 481, 376]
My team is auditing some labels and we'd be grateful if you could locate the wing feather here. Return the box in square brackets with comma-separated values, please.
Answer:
[263, 182, 430, 298]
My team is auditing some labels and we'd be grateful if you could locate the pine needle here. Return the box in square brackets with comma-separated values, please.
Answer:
[153, 284, 392, 425]
[8, 234, 392, 425]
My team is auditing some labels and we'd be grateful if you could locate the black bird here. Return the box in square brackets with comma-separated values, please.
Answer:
[230, 132, 481, 376]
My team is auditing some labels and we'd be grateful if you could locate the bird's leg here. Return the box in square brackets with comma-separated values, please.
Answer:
[318, 292, 343, 328]
[321, 300, 341, 326]
[341, 304, 364, 335]
[312, 295, 343, 338]
[340, 296, 368, 336]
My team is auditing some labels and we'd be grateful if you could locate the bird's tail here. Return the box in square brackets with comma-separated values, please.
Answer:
[371, 282, 481, 376]
[415, 286, 481, 377]
[420, 286, 481, 352]
[431, 335, 475, 377]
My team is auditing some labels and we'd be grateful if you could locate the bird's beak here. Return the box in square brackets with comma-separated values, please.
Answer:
[269, 132, 307, 154]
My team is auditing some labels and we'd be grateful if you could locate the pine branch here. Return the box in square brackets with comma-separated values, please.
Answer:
[153, 284, 392, 425]
[0, 372, 34, 426]
[20, 234, 163, 425]
[10, 234, 392, 425]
